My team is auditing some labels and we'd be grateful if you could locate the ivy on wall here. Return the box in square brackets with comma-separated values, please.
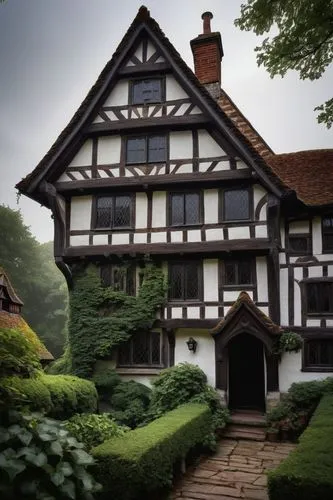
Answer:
[66, 263, 166, 378]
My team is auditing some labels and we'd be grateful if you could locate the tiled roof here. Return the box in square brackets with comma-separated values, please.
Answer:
[210, 291, 281, 336]
[0, 311, 54, 361]
[217, 90, 274, 159]
[268, 150, 333, 206]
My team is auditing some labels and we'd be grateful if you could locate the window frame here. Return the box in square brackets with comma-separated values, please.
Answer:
[93, 194, 134, 230]
[302, 338, 333, 372]
[301, 278, 333, 317]
[117, 331, 163, 368]
[220, 186, 252, 222]
[222, 258, 255, 289]
[125, 134, 168, 165]
[129, 77, 165, 105]
[168, 191, 202, 227]
[322, 215, 333, 253]
[100, 264, 136, 295]
[168, 260, 203, 303]
[287, 233, 312, 256]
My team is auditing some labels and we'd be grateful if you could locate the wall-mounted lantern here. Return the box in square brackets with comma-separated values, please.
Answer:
[186, 337, 198, 353]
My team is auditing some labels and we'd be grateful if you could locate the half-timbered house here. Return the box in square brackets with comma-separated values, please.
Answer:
[16, 7, 333, 411]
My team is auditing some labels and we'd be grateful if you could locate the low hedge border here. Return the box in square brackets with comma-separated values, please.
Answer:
[1, 373, 97, 419]
[92, 403, 212, 499]
[268, 394, 333, 500]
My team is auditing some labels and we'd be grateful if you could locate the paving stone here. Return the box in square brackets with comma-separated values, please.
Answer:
[243, 488, 269, 499]
[192, 468, 218, 478]
[182, 482, 242, 497]
[253, 475, 268, 486]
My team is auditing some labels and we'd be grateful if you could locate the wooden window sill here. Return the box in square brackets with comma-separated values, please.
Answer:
[116, 367, 163, 375]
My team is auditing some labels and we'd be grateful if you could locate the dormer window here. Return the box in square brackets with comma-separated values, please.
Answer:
[131, 78, 163, 105]
[126, 135, 167, 164]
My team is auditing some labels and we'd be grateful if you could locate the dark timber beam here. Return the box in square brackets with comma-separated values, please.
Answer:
[85, 114, 209, 135]
[118, 62, 171, 76]
[55, 169, 252, 193]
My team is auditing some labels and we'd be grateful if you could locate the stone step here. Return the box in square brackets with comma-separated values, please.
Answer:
[223, 425, 267, 441]
[230, 411, 266, 428]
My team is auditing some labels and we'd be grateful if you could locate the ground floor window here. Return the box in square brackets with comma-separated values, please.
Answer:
[118, 331, 162, 367]
[303, 339, 333, 371]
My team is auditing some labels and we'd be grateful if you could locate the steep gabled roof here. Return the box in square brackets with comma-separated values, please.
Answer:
[0, 268, 24, 306]
[268, 150, 333, 207]
[16, 6, 287, 202]
[210, 291, 281, 337]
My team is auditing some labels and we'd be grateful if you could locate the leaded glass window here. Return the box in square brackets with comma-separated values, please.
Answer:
[126, 135, 167, 164]
[169, 261, 201, 301]
[304, 340, 333, 370]
[131, 79, 163, 104]
[118, 331, 162, 366]
[306, 281, 333, 314]
[223, 189, 250, 221]
[170, 192, 200, 226]
[224, 259, 253, 286]
[95, 195, 132, 229]
[288, 235, 311, 255]
[100, 264, 135, 295]
[322, 216, 333, 252]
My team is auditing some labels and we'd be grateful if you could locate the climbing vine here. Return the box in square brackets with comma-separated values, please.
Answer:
[67, 262, 167, 378]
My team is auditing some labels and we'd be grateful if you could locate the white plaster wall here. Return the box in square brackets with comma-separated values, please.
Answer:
[204, 189, 218, 224]
[198, 129, 226, 157]
[174, 329, 216, 387]
[279, 352, 331, 392]
[70, 235, 89, 246]
[103, 81, 128, 106]
[169, 131, 192, 159]
[228, 227, 250, 239]
[69, 140, 92, 167]
[135, 193, 148, 229]
[280, 224, 286, 249]
[312, 217, 322, 255]
[203, 260, 219, 302]
[253, 185, 267, 221]
[152, 192, 166, 227]
[308, 266, 323, 278]
[280, 268, 289, 326]
[97, 136, 121, 164]
[70, 196, 92, 230]
[165, 75, 189, 100]
[256, 257, 268, 302]
[224, 290, 253, 301]
[146, 40, 156, 60]
[255, 226, 268, 238]
[289, 220, 310, 233]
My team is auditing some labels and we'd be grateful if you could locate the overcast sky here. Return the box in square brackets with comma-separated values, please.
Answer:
[0, 0, 332, 243]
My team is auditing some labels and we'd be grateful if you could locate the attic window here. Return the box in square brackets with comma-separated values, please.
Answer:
[126, 135, 167, 164]
[131, 79, 163, 105]
[222, 189, 250, 221]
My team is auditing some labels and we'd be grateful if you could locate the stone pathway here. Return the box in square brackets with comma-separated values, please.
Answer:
[172, 438, 296, 500]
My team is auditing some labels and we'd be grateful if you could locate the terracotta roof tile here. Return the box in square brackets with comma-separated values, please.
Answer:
[268, 150, 333, 206]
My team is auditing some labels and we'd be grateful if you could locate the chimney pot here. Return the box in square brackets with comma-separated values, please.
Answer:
[201, 11, 213, 34]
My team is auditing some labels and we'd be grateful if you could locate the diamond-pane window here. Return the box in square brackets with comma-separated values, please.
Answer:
[224, 189, 250, 220]
[169, 262, 201, 301]
[289, 235, 310, 255]
[118, 331, 162, 366]
[306, 282, 333, 314]
[132, 79, 163, 104]
[224, 260, 253, 286]
[126, 135, 166, 164]
[170, 192, 200, 226]
[95, 195, 132, 229]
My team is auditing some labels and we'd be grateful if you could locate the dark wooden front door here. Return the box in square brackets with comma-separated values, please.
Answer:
[228, 333, 265, 411]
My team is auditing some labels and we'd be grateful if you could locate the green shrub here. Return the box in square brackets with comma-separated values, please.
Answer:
[288, 380, 325, 408]
[92, 368, 121, 401]
[109, 380, 151, 428]
[268, 395, 333, 500]
[65, 413, 128, 450]
[0, 411, 101, 499]
[149, 363, 208, 417]
[190, 386, 230, 431]
[40, 374, 98, 419]
[1, 376, 52, 413]
[0, 328, 40, 377]
[92, 403, 211, 500]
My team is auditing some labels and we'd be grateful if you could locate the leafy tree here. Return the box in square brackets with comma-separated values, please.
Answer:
[235, 0, 333, 128]
[0, 205, 67, 357]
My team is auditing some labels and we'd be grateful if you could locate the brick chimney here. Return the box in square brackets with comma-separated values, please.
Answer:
[190, 12, 223, 99]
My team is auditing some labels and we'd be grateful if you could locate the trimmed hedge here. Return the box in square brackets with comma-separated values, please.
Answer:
[92, 403, 212, 499]
[1, 374, 97, 419]
[268, 394, 333, 500]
